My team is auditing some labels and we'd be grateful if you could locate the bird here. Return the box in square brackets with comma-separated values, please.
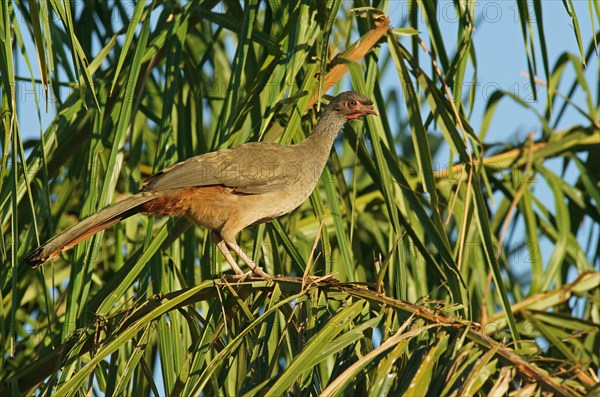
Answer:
[25, 91, 378, 278]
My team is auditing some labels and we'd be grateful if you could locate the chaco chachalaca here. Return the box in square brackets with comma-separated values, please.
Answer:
[25, 91, 378, 277]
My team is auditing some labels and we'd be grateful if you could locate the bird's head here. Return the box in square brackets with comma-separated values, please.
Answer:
[327, 91, 378, 120]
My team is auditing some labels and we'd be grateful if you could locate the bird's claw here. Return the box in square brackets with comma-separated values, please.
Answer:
[223, 267, 270, 282]
[249, 266, 271, 278]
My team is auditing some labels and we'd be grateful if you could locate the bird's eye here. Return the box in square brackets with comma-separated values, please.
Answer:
[348, 100, 357, 107]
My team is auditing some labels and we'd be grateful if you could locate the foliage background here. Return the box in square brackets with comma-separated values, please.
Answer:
[1, 0, 599, 395]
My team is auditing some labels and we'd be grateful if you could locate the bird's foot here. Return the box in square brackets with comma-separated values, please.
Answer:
[249, 265, 271, 278]
[222, 271, 252, 282]
[223, 268, 270, 282]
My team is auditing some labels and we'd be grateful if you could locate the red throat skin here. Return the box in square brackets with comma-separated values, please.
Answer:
[345, 112, 365, 119]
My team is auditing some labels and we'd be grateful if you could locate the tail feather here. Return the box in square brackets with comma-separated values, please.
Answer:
[25, 194, 156, 267]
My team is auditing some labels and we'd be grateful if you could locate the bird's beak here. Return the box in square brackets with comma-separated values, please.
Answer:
[362, 104, 378, 116]
[346, 104, 379, 119]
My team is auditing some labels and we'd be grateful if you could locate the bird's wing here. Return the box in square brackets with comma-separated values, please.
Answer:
[141, 143, 303, 194]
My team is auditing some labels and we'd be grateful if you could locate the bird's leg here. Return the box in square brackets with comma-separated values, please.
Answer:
[225, 241, 271, 278]
[211, 232, 246, 276]
[216, 241, 247, 277]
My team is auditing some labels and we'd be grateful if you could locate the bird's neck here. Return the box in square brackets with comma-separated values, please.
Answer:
[297, 111, 347, 159]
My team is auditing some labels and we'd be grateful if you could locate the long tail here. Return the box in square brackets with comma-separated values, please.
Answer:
[25, 193, 157, 267]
